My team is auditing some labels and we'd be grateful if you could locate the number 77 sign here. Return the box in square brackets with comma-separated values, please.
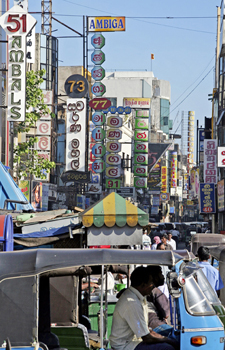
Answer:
[0, 5, 36, 122]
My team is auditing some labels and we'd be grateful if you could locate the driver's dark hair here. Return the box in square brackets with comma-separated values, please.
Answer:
[131, 265, 162, 287]
[197, 246, 210, 261]
[131, 266, 149, 287]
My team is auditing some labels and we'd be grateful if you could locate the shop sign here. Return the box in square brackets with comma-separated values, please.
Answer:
[135, 118, 149, 130]
[105, 167, 121, 178]
[105, 179, 121, 189]
[91, 50, 105, 65]
[66, 98, 86, 171]
[103, 106, 131, 114]
[64, 74, 88, 98]
[107, 115, 122, 127]
[92, 159, 106, 173]
[106, 129, 122, 140]
[91, 66, 105, 81]
[136, 110, 149, 117]
[134, 130, 148, 142]
[92, 111, 105, 126]
[88, 16, 125, 32]
[203, 139, 217, 183]
[91, 82, 106, 97]
[36, 120, 51, 135]
[106, 154, 121, 166]
[106, 141, 121, 153]
[89, 98, 111, 110]
[92, 143, 106, 158]
[87, 183, 102, 194]
[159, 193, 170, 201]
[218, 179, 225, 212]
[91, 33, 105, 49]
[123, 98, 150, 109]
[0, 5, 36, 121]
[199, 183, 216, 214]
[134, 142, 148, 153]
[161, 166, 167, 193]
[134, 153, 148, 165]
[61, 170, 91, 183]
[36, 136, 51, 151]
[92, 126, 105, 141]
[134, 177, 147, 189]
[170, 152, 177, 188]
[218, 147, 225, 167]
[134, 165, 148, 177]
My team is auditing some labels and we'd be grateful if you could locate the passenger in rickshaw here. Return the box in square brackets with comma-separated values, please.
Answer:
[109, 266, 179, 350]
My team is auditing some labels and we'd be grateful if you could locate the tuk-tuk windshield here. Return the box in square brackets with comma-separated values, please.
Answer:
[180, 261, 221, 305]
[195, 268, 221, 305]
[183, 275, 216, 316]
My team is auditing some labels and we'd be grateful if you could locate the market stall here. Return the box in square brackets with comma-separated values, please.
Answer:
[80, 192, 149, 246]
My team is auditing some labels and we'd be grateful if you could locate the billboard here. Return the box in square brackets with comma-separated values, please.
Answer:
[88, 17, 125, 32]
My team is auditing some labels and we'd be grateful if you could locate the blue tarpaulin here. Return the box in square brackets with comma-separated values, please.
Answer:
[0, 162, 34, 211]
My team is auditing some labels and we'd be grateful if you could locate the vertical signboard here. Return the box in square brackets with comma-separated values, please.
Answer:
[204, 139, 217, 183]
[170, 152, 177, 188]
[187, 111, 195, 174]
[161, 166, 167, 193]
[0, 5, 36, 121]
[66, 99, 87, 172]
[218, 180, 225, 212]
[199, 183, 216, 214]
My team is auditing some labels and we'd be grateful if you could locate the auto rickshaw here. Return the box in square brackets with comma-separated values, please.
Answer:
[0, 248, 224, 350]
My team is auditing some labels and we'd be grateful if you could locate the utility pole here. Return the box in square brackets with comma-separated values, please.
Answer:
[41, 0, 52, 35]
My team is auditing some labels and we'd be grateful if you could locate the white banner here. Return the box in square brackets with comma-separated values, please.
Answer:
[0, 5, 36, 121]
[66, 98, 87, 172]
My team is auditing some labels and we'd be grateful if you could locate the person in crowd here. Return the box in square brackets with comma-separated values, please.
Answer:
[161, 234, 173, 251]
[109, 266, 178, 350]
[142, 229, 151, 250]
[167, 233, 176, 250]
[197, 246, 224, 296]
[152, 236, 161, 250]
[147, 287, 173, 335]
[157, 242, 165, 250]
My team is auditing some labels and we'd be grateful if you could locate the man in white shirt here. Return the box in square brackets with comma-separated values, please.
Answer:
[142, 230, 151, 250]
[109, 266, 178, 350]
[167, 233, 176, 250]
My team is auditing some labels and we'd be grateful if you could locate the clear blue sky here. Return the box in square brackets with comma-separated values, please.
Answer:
[13, 0, 220, 133]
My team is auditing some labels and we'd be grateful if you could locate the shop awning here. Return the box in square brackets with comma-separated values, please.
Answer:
[81, 192, 149, 228]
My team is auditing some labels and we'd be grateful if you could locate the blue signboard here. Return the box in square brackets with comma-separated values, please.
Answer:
[200, 183, 216, 214]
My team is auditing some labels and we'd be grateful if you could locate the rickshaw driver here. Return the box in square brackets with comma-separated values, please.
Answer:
[109, 266, 178, 350]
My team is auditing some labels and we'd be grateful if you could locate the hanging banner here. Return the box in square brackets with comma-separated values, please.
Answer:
[170, 151, 177, 188]
[200, 183, 216, 214]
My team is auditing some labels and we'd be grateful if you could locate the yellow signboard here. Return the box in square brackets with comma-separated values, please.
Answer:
[88, 17, 125, 32]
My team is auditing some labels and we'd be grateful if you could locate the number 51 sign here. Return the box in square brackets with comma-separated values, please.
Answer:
[0, 5, 36, 122]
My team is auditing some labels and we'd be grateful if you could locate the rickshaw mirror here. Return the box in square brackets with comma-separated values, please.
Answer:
[166, 271, 181, 298]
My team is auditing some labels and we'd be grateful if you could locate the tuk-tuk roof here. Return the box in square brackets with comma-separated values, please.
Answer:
[208, 246, 225, 261]
[0, 248, 183, 280]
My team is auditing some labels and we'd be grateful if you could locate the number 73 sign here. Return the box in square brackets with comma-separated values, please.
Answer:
[0, 5, 36, 122]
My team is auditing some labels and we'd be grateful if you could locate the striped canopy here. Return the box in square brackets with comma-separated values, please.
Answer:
[81, 192, 149, 228]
